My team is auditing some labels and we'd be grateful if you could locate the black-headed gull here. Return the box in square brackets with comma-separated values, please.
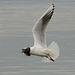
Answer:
[22, 4, 59, 62]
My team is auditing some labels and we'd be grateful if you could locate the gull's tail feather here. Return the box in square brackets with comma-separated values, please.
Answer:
[42, 41, 59, 62]
[42, 57, 50, 62]
[48, 41, 59, 60]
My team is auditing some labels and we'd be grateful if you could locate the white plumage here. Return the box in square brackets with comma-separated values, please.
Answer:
[22, 4, 59, 62]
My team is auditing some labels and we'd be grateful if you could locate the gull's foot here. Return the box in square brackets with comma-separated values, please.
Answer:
[50, 58, 54, 62]
[47, 54, 54, 62]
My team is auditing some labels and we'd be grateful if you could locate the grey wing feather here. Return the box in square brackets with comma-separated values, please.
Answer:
[32, 4, 55, 48]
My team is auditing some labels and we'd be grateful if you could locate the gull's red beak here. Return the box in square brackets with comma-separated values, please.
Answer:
[22, 48, 25, 53]
[21, 51, 24, 53]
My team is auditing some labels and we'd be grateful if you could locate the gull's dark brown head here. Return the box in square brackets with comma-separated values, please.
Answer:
[22, 47, 31, 56]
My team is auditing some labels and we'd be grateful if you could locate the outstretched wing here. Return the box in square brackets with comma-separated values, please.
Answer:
[32, 4, 55, 48]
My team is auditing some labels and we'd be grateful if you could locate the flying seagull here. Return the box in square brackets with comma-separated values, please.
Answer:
[22, 4, 59, 62]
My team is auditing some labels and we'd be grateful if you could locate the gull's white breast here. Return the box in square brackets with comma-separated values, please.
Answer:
[30, 47, 48, 57]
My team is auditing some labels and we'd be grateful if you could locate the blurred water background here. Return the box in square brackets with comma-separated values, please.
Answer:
[0, 0, 75, 75]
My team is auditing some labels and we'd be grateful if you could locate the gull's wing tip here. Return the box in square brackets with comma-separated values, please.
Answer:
[52, 4, 55, 9]
[52, 4, 55, 7]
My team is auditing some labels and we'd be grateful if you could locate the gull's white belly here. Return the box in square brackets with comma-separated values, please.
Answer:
[30, 47, 48, 57]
